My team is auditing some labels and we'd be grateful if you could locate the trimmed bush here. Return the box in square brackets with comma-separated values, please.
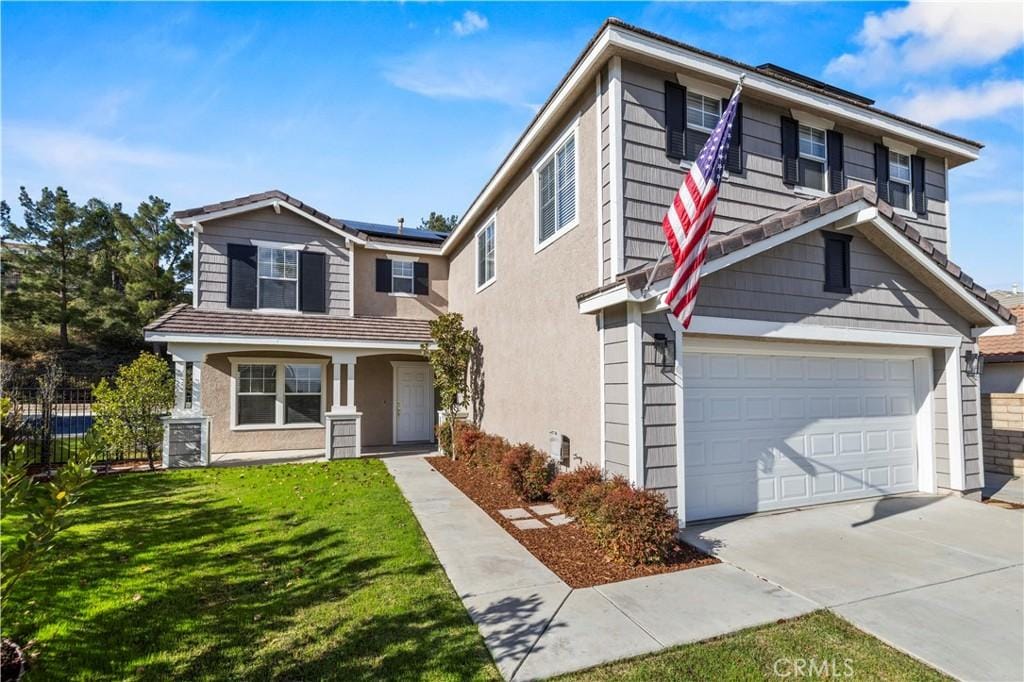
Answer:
[454, 423, 484, 464]
[501, 444, 554, 501]
[473, 434, 510, 469]
[549, 465, 604, 515]
[436, 423, 454, 457]
[574, 476, 628, 526]
[591, 485, 679, 565]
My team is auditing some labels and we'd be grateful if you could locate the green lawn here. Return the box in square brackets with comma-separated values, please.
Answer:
[558, 610, 947, 681]
[1, 460, 499, 681]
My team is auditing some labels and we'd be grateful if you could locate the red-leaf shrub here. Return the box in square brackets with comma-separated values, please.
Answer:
[501, 444, 554, 501]
[591, 484, 678, 565]
[549, 465, 603, 515]
[473, 433, 510, 469]
[454, 422, 484, 464]
[573, 476, 629, 526]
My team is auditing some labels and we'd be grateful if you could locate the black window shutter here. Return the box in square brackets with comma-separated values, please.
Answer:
[413, 262, 429, 295]
[826, 130, 845, 194]
[911, 155, 927, 217]
[227, 244, 257, 309]
[723, 99, 744, 173]
[299, 251, 327, 313]
[780, 116, 799, 185]
[375, 258, 392, 293]
[823, 232, 852, 294]
[664, 81, 686, 161]
[874, 143, 890, 203]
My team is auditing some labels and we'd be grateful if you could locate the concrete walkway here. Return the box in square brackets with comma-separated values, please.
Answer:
[385, 456, 815, 680]
[983, 472, 1024, 505]
[683, 495, 1024, 682]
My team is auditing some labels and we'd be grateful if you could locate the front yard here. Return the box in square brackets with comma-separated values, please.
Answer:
[1, 460, 498, 681]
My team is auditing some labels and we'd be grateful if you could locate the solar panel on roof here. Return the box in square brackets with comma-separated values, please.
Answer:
[341, 219, 448, 242]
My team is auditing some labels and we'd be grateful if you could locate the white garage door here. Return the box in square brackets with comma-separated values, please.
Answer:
[684, 345, 919, 521]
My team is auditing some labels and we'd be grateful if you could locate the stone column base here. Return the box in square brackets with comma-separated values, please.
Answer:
[162, 415, 210, 468]
[326, 411, 362, 460]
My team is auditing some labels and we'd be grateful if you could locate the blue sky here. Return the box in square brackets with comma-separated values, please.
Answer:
[3, 2, 1022, 289]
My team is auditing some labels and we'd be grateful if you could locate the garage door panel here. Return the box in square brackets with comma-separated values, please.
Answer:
[685, 349, 920, 521]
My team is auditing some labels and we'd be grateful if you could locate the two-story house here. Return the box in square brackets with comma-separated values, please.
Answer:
[145, 19, 1014, 526]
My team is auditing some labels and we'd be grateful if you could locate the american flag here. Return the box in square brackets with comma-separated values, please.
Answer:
[660, 82, 742, 328]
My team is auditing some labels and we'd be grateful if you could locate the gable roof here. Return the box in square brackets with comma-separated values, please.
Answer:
[441, 18, 984, 256]
[577, 185, 1014, 327]
[979, 305, 1024, 362]
[173, 190, 443, 248]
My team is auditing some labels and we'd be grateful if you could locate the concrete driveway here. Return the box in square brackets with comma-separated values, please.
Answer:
[682, 495, 1024, 682]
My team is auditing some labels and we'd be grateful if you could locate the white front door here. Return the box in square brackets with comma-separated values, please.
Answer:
[684, 346, 920, 521]
[395, 364, 433, 442]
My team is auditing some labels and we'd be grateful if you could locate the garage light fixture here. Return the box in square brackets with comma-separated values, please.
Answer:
[653, 333, 674, 369]
[964, 349, 984, 378]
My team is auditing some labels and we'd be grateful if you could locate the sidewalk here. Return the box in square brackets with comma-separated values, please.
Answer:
[385, 456, 815, 680]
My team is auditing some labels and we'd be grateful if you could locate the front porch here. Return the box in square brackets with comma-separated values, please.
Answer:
[145, 308, 438, 468]
[207, 443, 438, 468]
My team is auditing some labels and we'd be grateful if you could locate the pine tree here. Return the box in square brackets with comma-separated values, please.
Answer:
[419, 211, 459, 233]
[1, 187, 88, 347]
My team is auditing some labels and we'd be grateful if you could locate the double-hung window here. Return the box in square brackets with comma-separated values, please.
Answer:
[888, 151, 912, 211]
[798, 124, 827, 191]
[237, 364, 277, 426]
[391, 260, 415, 294]
[234, 361, 324, 428]
[476, 220, 495, 289]
[685, 92, 722, 158]
[258, 247, 298, 309]
[537, 131, 577, 248]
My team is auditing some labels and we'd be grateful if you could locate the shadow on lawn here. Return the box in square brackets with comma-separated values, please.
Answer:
[4, 469, 495, 681]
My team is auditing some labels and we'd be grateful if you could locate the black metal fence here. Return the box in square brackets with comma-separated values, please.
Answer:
[3, 383, 151, 467]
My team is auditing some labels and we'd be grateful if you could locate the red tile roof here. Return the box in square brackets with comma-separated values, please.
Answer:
[979, 305, 1024, 362]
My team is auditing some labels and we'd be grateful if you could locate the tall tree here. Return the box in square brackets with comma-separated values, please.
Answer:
[78, 199, 134, 340]
[120, 196, 191, 328]
[419, 212, 459, 233]
[1, 187, 88, 347]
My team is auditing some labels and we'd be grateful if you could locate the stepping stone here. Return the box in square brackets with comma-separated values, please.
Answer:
[499, 508, 531, 520]
[512, 518, 548, 530]
[529, 503, 560, 516]
[547, 513, 573, 526]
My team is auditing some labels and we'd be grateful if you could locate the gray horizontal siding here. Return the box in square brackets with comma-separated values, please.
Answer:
[197, 207, 351, 315]
[961, 343, 982, 490]
[694, 229, 971, 336]
[603, 304, 629, 478]
[642, 313, 677, 510]
[618, 59, 950, 269]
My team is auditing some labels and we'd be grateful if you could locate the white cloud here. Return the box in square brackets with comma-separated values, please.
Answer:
[893, 80, 1024, 126]
[383, 40, 564, 108]
[452, 10, 488, 37]
[827, 2, 1024, 84]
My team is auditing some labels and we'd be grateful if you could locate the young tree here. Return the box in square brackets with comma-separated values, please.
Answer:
[92, 353, 174, 470]
[419, 212, 459, 233]
[1, 187, 88, 347]
[422, 313, 475, 459]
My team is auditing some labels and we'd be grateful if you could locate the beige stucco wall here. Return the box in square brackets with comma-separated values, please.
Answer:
[352, 247, 448, 319]
[447, 89, 603, 467]
[202, 350, 432, 453]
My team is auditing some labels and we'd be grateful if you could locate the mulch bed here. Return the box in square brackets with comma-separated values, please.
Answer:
[427, 455, 717, 588]
[983, 498, 1024, 510]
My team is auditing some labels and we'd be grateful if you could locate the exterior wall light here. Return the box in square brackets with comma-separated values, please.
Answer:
[964, 349, 984, 378]
[653, 333, 674, 369]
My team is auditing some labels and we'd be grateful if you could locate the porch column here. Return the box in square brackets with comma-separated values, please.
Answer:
[164, 347, 210, 469]
[331, 361, 343, 412]
[190, 361, 202, 415]
[346, 361, 356, 409]
[173, 358, 187, 415]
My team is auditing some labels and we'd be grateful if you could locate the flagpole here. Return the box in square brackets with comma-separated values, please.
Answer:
[641, 73, 746, 297]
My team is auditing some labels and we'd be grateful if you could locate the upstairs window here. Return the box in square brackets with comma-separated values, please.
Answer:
[258, 247, 298, 309]
[798, 124, 827, 191]
[888, 151, 912, 211]
[537, 131, 577, 248]
[686, 92, 721, 132]
[476, 220, 496, 290]
[391, 260, 414, 294]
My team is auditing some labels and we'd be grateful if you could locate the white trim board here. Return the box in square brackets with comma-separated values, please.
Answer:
[945, 344, 967, 491]
[145, 331, 429, 352]
[228, 356, 328, 432]
[625, 302, 644, 486]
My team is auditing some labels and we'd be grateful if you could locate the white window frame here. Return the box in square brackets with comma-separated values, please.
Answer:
[796, 123, 828, 196]
[533, 121, 581, 253]
[889, 150, 913, 213]
[257, 246, 299, 311]
[229, 358, 327, 431]
[685, 91, 721, 133]
[390, 259, 415, 297]
[475, 217, 497, 293]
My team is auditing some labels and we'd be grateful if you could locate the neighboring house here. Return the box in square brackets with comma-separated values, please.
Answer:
[145, 19, 1016, 525]
[980, 290, 1024, 394]
[1, 240, 28, 294]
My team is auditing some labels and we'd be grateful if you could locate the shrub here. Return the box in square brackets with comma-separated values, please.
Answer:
[473, 433, 510, 469]
[501, 444, 554, 501]
[549, 465, 603, 515]
[574, 476, 628, 526]
[455, 423, 485, 465]
[591, 485, 679, 565]
[436, 423, 453, 456]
